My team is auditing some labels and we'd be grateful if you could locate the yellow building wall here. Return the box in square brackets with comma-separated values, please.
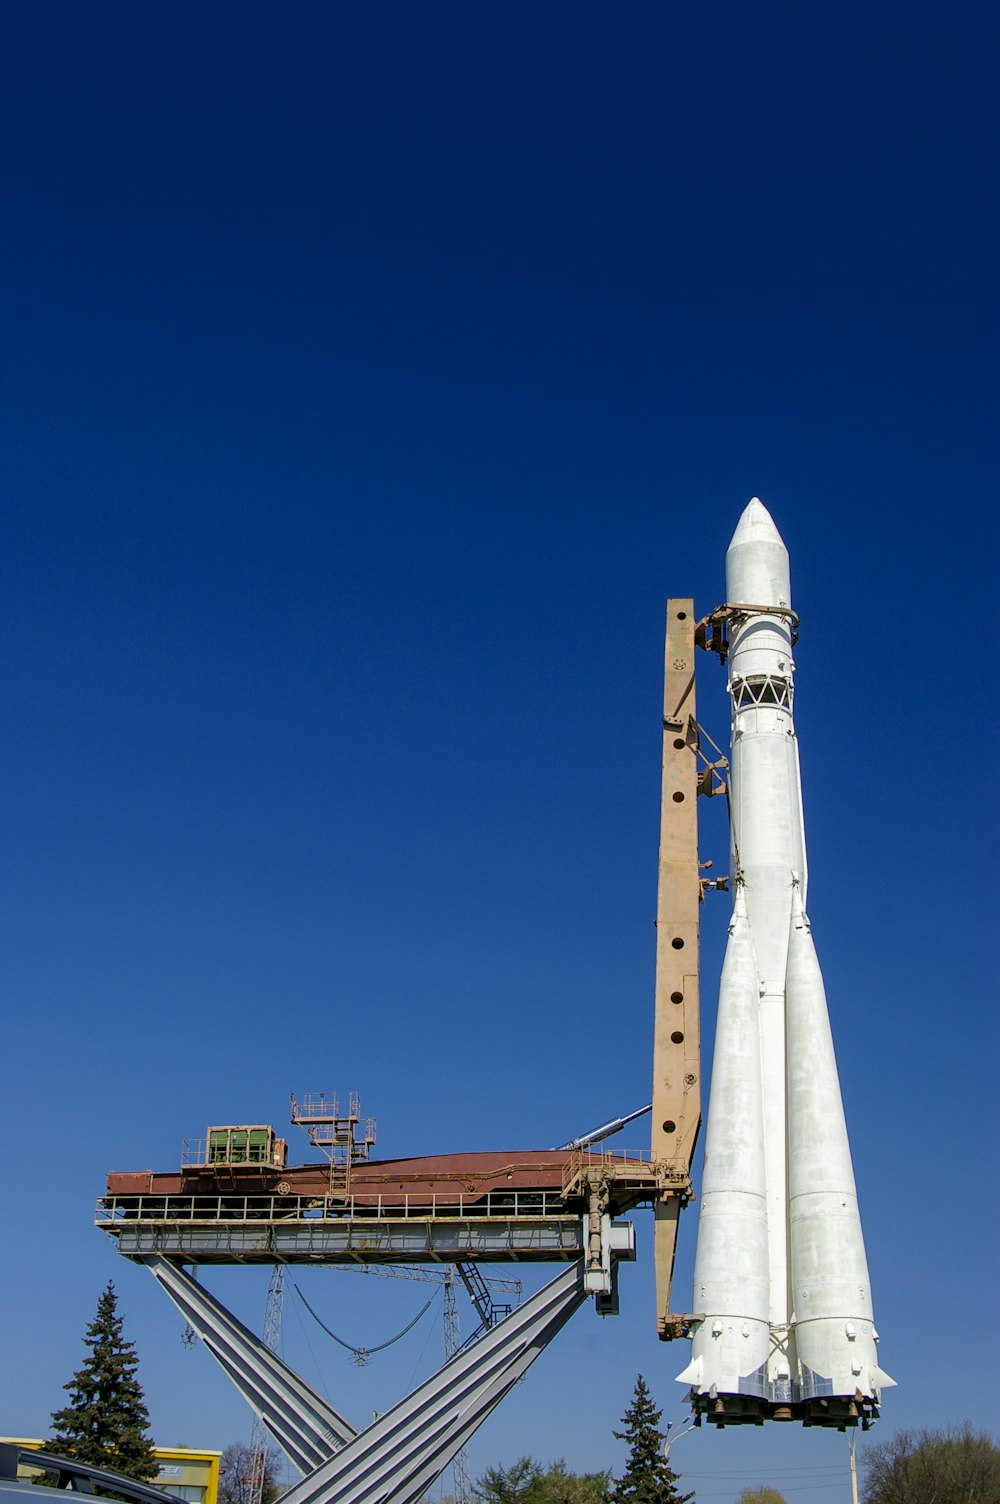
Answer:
[153, 1446, 221, 1504]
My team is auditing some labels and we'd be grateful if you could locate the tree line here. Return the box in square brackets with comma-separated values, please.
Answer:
[472, 1375, 692, 1503]
[44, 1283, 1000, 1504]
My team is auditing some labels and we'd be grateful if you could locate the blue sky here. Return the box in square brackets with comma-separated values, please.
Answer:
[1, 3, 996, 1501]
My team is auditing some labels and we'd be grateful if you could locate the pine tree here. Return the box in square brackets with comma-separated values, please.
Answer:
[48, 1282, 157, 1482]
[610, 1376, 694, 1504]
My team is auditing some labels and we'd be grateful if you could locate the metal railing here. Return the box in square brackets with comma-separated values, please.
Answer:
[569, 1146, 656, 1169]
[96, 1186, 572, 1226]
[181, 1136, 284, 1168]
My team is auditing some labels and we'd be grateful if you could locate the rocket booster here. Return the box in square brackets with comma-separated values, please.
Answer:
[677, 500, 892, 1427]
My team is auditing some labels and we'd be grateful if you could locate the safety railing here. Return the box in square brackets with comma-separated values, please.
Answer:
[95, 1186, 572, 1226]
[570, 1146, 656, 1169]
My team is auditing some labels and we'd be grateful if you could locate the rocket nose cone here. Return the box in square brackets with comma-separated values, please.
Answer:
[725, 496, 791, 607]
[728, 497, 786, 552]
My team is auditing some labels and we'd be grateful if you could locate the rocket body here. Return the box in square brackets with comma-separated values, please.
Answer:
[677, 500, 891, 1426]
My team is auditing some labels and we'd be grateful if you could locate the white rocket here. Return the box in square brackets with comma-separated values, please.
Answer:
[677, 499, 893, 1427]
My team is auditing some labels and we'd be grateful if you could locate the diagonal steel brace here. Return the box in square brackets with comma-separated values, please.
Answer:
[143, 1256, 357, 1471]
[276, 1260, 587, 1504]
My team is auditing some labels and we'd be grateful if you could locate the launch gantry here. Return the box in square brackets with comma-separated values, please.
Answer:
[97, 1118, 656, 1504]
[95, 592, 708, 1502]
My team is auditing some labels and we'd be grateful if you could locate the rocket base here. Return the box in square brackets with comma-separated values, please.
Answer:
[688, 1390, 881, 1431]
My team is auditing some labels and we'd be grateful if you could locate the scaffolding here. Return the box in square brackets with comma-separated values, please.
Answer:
[289, 1092, 376, 1197]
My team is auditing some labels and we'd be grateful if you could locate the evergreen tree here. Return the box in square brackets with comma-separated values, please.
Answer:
[610, 1376, 693, 1504]
[48, 1282, 157, 1482]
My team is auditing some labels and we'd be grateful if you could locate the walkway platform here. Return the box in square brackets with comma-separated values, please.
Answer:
[97, 1147, 683, 1266]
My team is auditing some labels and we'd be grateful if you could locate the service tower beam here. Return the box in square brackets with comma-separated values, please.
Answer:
[651, 598, 703, 1338]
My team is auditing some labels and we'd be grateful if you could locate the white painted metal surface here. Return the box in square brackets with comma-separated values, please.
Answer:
[678, 499, 892, 1418]
[677, 888, 769, 1395]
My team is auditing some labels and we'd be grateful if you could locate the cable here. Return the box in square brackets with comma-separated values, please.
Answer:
[292, 1281, 434, 1366]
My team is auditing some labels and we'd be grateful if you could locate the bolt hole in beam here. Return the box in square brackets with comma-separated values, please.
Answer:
[672, 738, 686, 750]
[662, 1120, 676, 1134]
[672, 791, 685, 803]
[671, 1032, 685, 1044]
[676, 611, 687, 620]
[671, 937, 685, 950]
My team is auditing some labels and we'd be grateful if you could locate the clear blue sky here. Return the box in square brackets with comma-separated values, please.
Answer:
[2, 4, 996, 1502]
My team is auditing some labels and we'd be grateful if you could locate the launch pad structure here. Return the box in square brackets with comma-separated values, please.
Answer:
[99, 506, 888, 1504]
[97, 593, 714, 1501]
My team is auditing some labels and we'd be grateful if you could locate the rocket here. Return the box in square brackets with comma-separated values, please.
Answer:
[677, 499, 893, 1427]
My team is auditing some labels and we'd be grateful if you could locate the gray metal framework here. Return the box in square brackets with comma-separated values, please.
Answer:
[138, 1219, 632, 1504]
[95, 571, 697, 1499]
[275, 1260, 588, 1504]
[145, 1256, 356, 1469]
[106, 1210, 584, 1265]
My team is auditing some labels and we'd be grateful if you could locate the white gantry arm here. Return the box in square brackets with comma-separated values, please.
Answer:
[144, 1256, 357, 1469]
[276, 1260, 588, 1504]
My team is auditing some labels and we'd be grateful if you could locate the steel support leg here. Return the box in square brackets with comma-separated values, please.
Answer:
[144, 1256, 357, 1470]
[276, 1260, 587, 1504]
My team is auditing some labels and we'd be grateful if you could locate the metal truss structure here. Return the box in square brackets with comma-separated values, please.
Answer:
[146, 1256, 356, 1469]
[142, 1223, 634, 1504]
[100, 598, 703, 1496]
